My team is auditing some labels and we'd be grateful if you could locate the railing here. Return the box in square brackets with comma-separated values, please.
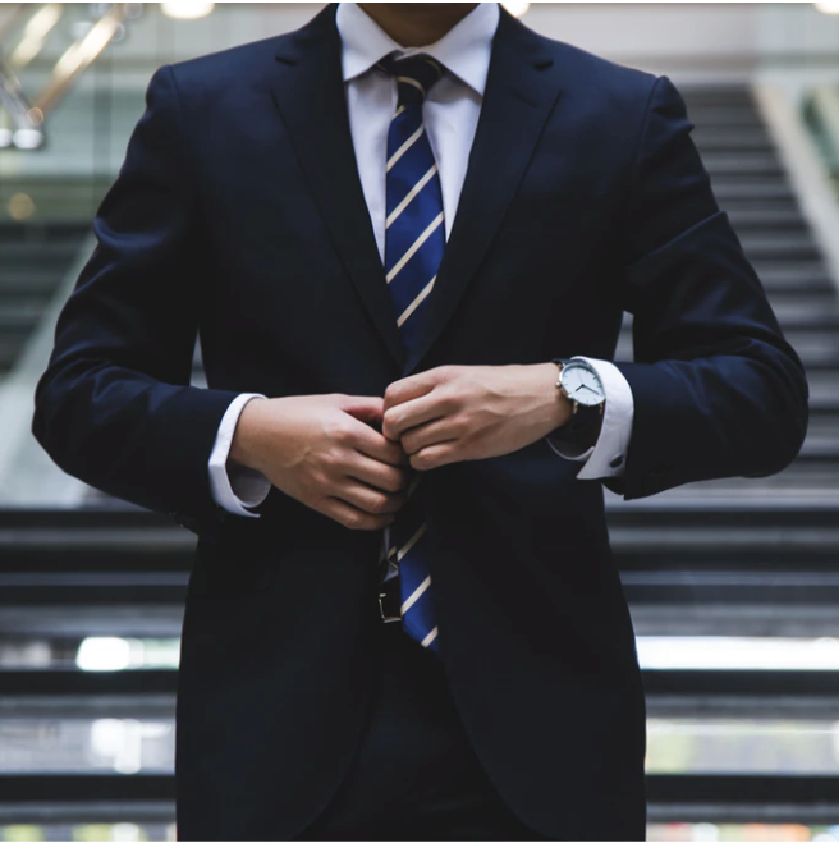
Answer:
[803, 84, 839, 194]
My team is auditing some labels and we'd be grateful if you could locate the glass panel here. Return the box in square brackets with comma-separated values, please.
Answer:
[0, 718, 173, 774]
[0, 638, 181, 671]
[648, 825, 839, 842]
[646, 719, 839, 774]
[2, 633, 837, 671]
[0, 825, 176, 842]
[0, 823, 835, 842]
[638, 637, 839, 671]
[4, 715, 834, 776]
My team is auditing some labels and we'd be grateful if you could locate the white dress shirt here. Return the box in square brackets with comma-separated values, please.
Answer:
[208, 2, 634, 517]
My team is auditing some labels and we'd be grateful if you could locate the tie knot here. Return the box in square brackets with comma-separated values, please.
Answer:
[377, 53, 444, 106]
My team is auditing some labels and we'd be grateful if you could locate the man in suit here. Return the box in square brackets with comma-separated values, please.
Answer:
[32, 3, 808, 840]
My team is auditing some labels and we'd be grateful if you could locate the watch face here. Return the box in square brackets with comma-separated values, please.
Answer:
[562, 362, 605, 407]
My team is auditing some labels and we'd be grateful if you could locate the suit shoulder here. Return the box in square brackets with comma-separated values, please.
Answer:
[524, 22, 659, 103]
[164, 33, 286, 92]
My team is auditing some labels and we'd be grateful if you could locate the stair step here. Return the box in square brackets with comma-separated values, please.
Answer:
[0, 339, 22, 370]
[712, 181, 796, 202]
[739, 232, 822, 261]
[0, 268, 69, 294]
[806, 371, 839, 409]
[0, 301, 50, 329]
[681, 88, 755, 107]
[615, 328, 838, 368]
[693, 130, 773, 153]
[703, 153, 783, 175]
[682, 106, 764, 127]
[725, 206, 809, 230]
[0, 223, 91, 244]
[752, 263, 833, 291]
[0, 242, 82, 266]
[762, 293, 839, 327]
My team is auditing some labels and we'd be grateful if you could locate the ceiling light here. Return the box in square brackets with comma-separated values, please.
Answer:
[12, 127, 44, 150]
[160, 0, 214, 20]
[501, 0, 530, 17]
[815, 0, 839, 12]
[8, 193, 36, 220]
[9, 4, 62, 69]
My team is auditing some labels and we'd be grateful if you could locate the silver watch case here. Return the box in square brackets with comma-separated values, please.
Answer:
[557, 359, 606, 409]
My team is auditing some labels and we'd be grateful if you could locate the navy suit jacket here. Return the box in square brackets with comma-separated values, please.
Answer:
[33, 6, 808, 841]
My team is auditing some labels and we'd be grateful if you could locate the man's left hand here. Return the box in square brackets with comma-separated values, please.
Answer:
[382, 364, 572, 471]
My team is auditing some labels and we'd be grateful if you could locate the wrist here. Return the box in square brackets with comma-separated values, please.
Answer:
[528, 362, 572, 432]
[229, 397, 270, 472]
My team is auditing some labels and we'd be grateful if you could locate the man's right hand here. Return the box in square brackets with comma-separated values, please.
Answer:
[229, 394, 409, 530]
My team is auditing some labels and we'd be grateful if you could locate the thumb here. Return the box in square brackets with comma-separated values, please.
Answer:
[337, 394, 385, 422]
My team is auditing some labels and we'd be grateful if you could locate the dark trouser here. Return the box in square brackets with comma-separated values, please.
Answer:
[296, 623, 547, 841]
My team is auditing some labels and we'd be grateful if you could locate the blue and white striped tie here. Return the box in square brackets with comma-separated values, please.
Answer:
[380, 53, 445, 654]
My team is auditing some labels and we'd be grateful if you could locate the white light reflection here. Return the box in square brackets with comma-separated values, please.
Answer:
[77, 637, 132, 671]
[501, 0, 530, 16]
[160, 0, 214, 20]
[76, 637, 181, 671]
[637, 636, 839, 671]
[9, 4, 62, 68]
[112, 824, 142, 842]
[53, 14, 120, 78]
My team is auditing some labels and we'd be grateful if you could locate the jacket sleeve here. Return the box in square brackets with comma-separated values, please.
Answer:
[605, 76, 809, 501]
[32, 66, 241, 528]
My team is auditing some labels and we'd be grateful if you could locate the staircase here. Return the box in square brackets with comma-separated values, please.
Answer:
[0, 85, 836, 838]
[0, 221, 90, 376]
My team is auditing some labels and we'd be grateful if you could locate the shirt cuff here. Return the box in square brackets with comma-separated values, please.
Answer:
[208, 393, 271, 517]
[546, 356, 633, 479]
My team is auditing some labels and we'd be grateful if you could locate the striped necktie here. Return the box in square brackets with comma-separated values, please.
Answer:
[379, 53, 445, 654]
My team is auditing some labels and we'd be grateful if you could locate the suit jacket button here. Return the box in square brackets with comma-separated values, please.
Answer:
[610, 455, 624, 469]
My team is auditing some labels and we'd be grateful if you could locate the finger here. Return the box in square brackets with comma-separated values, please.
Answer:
[338, 395, 385, 423]
[383, 367, 449, 412]
[410, 442, 461, 472]
[331, 480, 405, 516]
[344, 454, 409, 494]
[383, 390, 452, 440]
[401, 418, 460, 457]
[322, 497, 395, 532]
[351, 422, 410, 467]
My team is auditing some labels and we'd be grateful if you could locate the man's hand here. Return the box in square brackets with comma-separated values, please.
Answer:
[230, 394, 410, 530]
[382, 364, 571, 471]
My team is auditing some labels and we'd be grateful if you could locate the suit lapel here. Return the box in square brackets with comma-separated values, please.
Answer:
[404, 10, 563, 375]
[268, 5, 405, 369]
[267, 7, 563, 376]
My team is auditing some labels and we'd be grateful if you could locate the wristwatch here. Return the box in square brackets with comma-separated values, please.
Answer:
[550, 358, 606, 450]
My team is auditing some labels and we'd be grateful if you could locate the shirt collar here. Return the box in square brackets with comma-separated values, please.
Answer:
[336, 3, 500, 97]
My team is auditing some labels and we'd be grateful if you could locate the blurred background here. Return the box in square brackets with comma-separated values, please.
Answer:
[0, 2, 837, 841]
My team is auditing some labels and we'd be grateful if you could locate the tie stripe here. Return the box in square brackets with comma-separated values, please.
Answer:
[381, 53, 445, 655]
[389, 522, 426, 563]
[421, 628, 439, 648]
[386, 125, 423, 172]
[385, 212, 443, 283]
[397, 275, 436, 328]
[386, 164, 438, 228]
[401, 575, 431, 614]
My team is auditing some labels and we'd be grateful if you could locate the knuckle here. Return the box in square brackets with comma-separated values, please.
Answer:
[371, 493, 392, 515]
[326, 416, 355, 446]
[440, 392, 461, 413]
[344, 510, 364, 530]
[454, 414, 471, 434]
